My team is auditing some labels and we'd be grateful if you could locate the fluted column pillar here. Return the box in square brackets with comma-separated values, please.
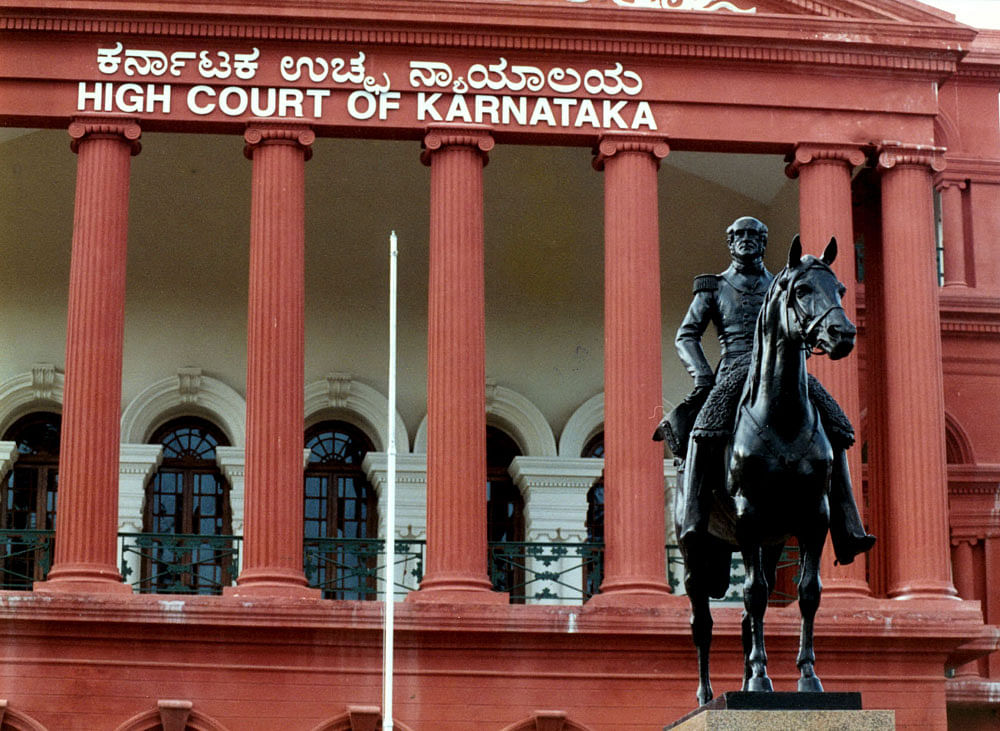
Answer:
[876, 143, 957, 600]
[37, 117, 140, 593]
[408, 126, 505, 603]
[589, 134, 675, 606]
[229, 122, 318, 597]
[786, 143, 871, 598]
[951, 539, 980, 677]
[935, 179, 968, 288]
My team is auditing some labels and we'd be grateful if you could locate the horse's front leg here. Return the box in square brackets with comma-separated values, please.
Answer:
[690, 587, 714, 706]
[741, 543, 773, 692]
[796, 532, 825, 692]
[682, 538, 716, 706]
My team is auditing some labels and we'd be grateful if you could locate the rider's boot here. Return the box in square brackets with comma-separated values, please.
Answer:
[828, 449, 876, 565]
[679, 438, 721, 545]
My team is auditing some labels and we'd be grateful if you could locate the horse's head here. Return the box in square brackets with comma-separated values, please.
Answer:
[775, 236, 856, 360]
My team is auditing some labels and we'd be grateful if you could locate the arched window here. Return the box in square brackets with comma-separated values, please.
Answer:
[582, 432, 604, 598]
[1, 412, 60, 588]
[486, 426, 524, 600]
[303, 420, 378, 599]
[141, 417, 233, 594]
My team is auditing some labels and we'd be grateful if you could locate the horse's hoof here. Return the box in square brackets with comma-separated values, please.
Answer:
[697, 686, 714, 706]
[798, 675, 824, 693]
[747, 676, 773, 692]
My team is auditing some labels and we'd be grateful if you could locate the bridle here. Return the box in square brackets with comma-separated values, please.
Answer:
[781, 262, 845, 356]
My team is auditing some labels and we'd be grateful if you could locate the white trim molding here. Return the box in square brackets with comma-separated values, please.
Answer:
[413, 380, 557, 457]
[0, 364, 64, 436]
[0, 441, 19, 477]
[120, 368, 247, 447]
[558, 393, 605, 458]
[215, 446, 246, 535]
[558, 392, 677, 457]
[362, 452, 428, 597]
[509, 456, 599, 543]
[509, 456, 599, 605]
[305, 373, 409, 454]
[117, 443, 164, 590]
[117, 443, 164, 532]
[362, 452, 427, 541]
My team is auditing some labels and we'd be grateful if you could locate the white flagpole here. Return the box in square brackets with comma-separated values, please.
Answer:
[382, 230, 398, 731]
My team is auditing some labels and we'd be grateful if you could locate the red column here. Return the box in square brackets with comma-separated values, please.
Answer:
[229, 123, 318, 598]
[951, 539, 980, 677]
[876, 143, 957, 601]
[787, 143, 871, 598]
[589, 134, 675, 606]
[935, 179, 968, 288]
[37, 118, 140, 593]
[408, 126, 505, 603]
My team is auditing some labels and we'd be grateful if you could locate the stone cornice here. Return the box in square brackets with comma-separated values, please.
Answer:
[948, 464, 1000, 541]
[939, 291, 1000, 337]
[956, 30, 1000, 81]
[0, 591, 988, 646]
[853, 288, 1000, 339]
[936, 156, 1000, 186]
[0, 2, 974, 76]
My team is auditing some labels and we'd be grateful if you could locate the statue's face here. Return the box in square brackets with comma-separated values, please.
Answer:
[727, 223, 767, 262]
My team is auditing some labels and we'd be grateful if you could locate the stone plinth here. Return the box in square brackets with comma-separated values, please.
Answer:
[666, 692, 893, 731]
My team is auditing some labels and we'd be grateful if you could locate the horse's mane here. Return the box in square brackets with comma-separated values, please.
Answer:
[740, 267, 789, 409]
[739, 255, 837, 409]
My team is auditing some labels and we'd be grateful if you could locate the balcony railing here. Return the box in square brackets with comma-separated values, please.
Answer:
[0, 530, 799, 605]
[0, 529, 55, 590]
[303, 536, 425, 600]
[119, 532, 240, 595]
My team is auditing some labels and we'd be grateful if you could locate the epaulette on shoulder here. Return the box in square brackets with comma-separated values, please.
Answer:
[692, 274, 719, 294]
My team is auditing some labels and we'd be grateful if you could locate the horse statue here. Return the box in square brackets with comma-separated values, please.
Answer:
[676, 236, 857, 705]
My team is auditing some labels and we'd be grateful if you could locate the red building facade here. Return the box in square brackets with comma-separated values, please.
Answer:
[0, 0, 999, 728]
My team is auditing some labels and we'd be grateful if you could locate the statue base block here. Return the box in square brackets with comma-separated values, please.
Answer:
[665, 692, 894, 730]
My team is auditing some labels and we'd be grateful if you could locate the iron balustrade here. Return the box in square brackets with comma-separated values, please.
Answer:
[303, 536, 425, 600]
[0, 528, 54, 589]
[0, 530, 799, 604]
[119, 532, 240, 595]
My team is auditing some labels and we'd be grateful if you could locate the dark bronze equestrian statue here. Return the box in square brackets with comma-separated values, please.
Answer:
[654, 217, 875, 705]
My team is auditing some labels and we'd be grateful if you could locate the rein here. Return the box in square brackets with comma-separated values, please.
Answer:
[782, 263, 845, 356]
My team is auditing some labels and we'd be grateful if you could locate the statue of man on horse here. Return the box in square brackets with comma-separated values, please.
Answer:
[654, 217, 876, 704]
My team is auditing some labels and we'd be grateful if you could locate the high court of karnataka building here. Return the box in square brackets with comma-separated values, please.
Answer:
[1, 0, 1000, 729]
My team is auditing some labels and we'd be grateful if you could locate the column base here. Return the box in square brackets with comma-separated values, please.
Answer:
[586, 578, 684, 608]
[822, 578, 873, 599]
[227, 567, 321, 599]
[35, 563, 132, 594]
[406, 573, 508, 604]
[888, 579, 960, 601]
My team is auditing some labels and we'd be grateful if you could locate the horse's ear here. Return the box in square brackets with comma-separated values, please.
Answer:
[788, 235, 802, 267]
[822, 237, 838, 265]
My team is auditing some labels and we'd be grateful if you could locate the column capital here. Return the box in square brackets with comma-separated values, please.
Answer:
[876, 142, 946, 174]
[68, 116, 141, 155]
[420, 125, 494, 166]
[592, 133, 669, 171]
[934, 175, 968, 192]
[785, 142, 866, 179]
[243, 122, 315, 160]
